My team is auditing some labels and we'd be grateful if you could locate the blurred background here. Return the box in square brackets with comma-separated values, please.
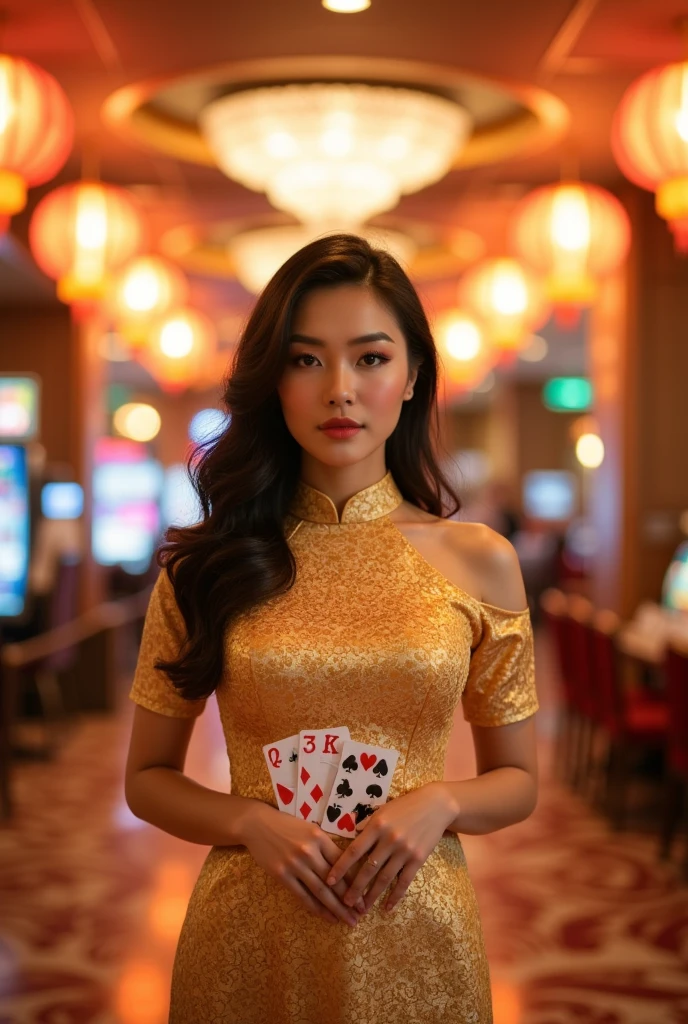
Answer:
[1, 1, 688, 1021]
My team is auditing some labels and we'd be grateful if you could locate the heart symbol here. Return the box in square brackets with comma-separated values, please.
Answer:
[338, 813, 356, 832]
[361, 753, 377, 771]
[277, 784, 294, 805]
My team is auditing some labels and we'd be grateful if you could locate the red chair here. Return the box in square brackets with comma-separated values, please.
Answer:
[588, 610, 669, 830]
[540, 589, 580, 785]
[659, 641, 688, 878]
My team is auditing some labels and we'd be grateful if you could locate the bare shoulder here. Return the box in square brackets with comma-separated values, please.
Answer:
[392, 503, 527, 610]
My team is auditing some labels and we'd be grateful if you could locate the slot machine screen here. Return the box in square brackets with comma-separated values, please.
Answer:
[92, 438, 163, 573]
[662, 541, 688, 612]
[0, 444, 30, 618]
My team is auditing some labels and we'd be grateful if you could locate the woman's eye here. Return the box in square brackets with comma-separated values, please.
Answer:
[359, 352, 390, 367]
[293, 353, 320, 367]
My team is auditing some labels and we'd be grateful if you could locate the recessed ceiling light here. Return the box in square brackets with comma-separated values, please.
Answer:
[322, 0, 371, 11]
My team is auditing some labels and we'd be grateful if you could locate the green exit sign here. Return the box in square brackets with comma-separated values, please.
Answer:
[542, 377, 592, 412]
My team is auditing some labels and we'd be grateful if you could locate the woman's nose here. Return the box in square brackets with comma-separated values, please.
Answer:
[325, 364, 356, 406]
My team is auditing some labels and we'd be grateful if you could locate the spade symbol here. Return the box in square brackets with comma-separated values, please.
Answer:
[326, 804, 342, 823]
[342, 754, 358, 774]
[353, 802, 375, 823]
[366, 784, 383, 799]
[336, 778, 353, 799]
[289, 750, 298, 763]
[372, 759, 389, 779]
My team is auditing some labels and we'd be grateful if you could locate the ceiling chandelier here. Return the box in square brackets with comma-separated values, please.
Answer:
[199, 83, 472, 226]
[228, 224, 418, 294]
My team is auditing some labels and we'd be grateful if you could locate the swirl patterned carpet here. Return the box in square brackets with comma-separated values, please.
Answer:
[0, 628, 687, 1024]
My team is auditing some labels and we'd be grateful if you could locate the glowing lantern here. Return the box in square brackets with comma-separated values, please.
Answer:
[29, 181, 145, 305]
[511, 182, 630, 323]
[0, 55, 74, 215]
[140, 308, 216, 393]
[110, 255, 188, 349]
[612, 61, 688, 251]
[457, 258, 550, 361]
[435, 309, 493, 400]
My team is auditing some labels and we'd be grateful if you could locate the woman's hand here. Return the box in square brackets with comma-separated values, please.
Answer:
[324, 782, 457, 915]
[241, 803, 367, 927]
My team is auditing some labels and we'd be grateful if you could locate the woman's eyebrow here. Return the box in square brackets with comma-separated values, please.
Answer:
[288, 332, 395, 346]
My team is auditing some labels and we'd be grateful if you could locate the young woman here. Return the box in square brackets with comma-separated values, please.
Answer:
[125, 234, 539, 1024]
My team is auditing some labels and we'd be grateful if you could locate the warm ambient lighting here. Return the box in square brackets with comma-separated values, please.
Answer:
[435, 310, 493, 397]
[141, 308, 216, 393]
[199, 83, 471, 226]
[228, 225, 417, 293]
[458, 258, 550, 359]
[0, 54, 74, 216]
[113, 403, 161, 442]
[612, 61, 688, 251]
[519, 334, 548, 362]
[576, 432, 604, 468]
[323, 0, 370, 10]
[29, 181, 145, 304]
[111, 255, 188, 347]
[511, 181, 630, 320]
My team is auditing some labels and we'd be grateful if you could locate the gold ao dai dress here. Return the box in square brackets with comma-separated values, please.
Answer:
[129, 472, 539, 1024]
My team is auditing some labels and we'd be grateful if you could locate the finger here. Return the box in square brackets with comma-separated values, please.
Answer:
[282, 875, 339, 924]
[361, 852, 406, 912]
[384, 859, 421, 913]
[326, 830, 378, 888]
[300, 868, 361, 926]
[342, 846, 394, 906]
[316, 844, 366, 911]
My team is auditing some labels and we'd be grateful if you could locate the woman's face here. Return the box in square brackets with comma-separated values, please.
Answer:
[277, 284, 418, 470]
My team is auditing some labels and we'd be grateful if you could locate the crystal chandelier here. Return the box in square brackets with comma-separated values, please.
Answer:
[199, 83, 471, 226]
[228, 224, 419, 294]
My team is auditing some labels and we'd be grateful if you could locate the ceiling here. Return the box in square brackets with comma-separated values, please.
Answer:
[1, 0, 684, 390]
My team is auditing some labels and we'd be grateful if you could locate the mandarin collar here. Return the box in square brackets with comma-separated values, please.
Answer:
[289, 471, 403, 524]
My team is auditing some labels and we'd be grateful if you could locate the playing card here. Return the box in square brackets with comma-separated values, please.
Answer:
[321, 740, 401, 837]
[262, 733, 299, 813]
[295, 727, 351, 824]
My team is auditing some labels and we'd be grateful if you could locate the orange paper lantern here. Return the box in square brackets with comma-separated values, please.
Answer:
[457, 258, 550, 360]
[511, 182, 631, 317]
[140, 308, 216, 393]
[0, 55, 74, 215]
[29, 181, 145, 304]
[612, 61, 688, 250]
[110, 255, 188, 349]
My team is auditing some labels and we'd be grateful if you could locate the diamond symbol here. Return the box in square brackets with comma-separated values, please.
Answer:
[310, 784, 323, 803]
[300, 802, 311, 819]
[300, 767, 310, 784]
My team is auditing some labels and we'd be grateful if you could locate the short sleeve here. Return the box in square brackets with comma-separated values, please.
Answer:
[129, 569, 208, 718]
[461, 604, 539, 727]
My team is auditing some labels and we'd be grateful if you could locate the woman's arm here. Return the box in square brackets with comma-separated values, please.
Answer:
[125, 704, 271, 846]
[434, 715, 538, 835]
[437, 525, 538, 835]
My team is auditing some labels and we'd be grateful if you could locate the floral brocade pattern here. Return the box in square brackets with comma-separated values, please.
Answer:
[128, 472, 539, 1024]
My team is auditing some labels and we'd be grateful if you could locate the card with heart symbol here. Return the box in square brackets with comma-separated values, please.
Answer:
[262, 733, 299, 813]
[320, 740, 401, 837]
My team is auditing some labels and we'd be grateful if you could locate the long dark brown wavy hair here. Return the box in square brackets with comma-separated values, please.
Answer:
[155, 233, 461, 701]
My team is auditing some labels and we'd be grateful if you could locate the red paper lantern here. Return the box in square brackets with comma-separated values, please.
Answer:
[612, 61, 688, 250]
[29, 181, 145, 304]
[511, 182, 630, 318]
[457, 258, 550, 358]
[140, 308, 216, 393]
[0, 55, 74, 215]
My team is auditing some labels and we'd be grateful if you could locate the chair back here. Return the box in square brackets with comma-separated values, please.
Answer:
[566, 595, 596, 720]
[665, 642, 688, 777]
[589, 610, 624, 734]
[540, 589, 576, 709]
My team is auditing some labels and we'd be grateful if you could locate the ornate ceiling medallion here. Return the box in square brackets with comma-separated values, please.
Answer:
[103, 56, 569, 193]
